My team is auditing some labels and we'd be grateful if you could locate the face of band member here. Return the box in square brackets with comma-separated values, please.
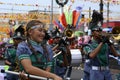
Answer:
[53, 37, 60, 44]
[28, 24, 45, 43]
[92, 30, 101, 39]
[13, 38, 23, 46]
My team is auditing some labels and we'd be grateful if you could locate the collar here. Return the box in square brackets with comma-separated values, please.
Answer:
[26, 40, 44, 54]
[29, 40, 41, 46]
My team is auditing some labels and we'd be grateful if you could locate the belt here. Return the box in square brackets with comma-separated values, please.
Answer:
[92, 66, 109, 70]
[85, 59, 90, 63]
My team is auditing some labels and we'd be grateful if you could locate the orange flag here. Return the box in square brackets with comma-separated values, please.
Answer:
[59, 13, 67, 28]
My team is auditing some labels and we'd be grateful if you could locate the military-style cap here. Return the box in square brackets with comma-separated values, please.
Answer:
[12, 32, 24, 40]
[12, 24, 25, 40]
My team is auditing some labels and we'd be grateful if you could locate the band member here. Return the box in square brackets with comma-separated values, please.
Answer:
[51, 31, 72, 79]
[0, 42, 6, 59]
[4, 25, 24, 80]
[16, 20, 62, 80]
[83, 27, 120, 80]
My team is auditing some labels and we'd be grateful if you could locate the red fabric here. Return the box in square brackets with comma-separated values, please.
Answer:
[59, 13, 67, 28]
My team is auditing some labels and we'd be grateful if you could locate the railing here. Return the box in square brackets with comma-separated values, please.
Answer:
[1, 69, 53, 80]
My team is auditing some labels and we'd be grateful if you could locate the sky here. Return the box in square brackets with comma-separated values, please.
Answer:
[0, 0, 120, 20]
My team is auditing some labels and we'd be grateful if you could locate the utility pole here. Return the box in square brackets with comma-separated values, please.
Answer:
[49, 0, 54, 31]
[50, 0, 53, 23]
[99, 0, 104, 26]
[107, 1, 110, 27]
[89, 7, 91, 19]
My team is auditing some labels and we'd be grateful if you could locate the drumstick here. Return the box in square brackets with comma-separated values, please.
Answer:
[53, 51, 62, 58]
[1, 69, 53, 80]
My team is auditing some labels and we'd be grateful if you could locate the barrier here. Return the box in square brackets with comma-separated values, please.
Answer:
[0, 67, 53, 80]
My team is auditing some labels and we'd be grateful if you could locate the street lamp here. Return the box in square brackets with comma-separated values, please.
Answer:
[55, 0, 68, 13]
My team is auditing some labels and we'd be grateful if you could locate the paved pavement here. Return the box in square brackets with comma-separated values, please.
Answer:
[0, 60, 4, 65]
[70, 56, 120, 80]
[70, 67, 120, 80]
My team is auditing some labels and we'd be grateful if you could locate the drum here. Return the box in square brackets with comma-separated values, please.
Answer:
[70, 49, 82, 67]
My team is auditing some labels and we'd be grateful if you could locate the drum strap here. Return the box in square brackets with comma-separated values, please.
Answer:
[84, 44, 93, 59]
[87, 43, 108, 67]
